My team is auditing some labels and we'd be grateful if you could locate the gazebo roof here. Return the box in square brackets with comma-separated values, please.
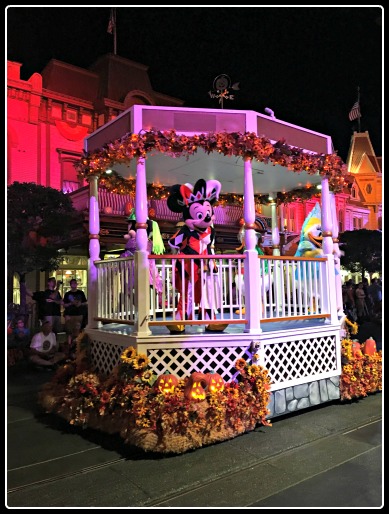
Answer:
[80, 106, 349, 196]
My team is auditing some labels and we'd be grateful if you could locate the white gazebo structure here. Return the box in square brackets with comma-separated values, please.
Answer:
[79, 105, 348, 420]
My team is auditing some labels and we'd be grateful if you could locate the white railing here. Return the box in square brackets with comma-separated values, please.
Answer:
[94, 253, 330, 327]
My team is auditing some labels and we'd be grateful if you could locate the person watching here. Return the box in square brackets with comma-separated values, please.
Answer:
[63, 279, 87, 348]
[29, 320, 66, 369]
[33, 277, 63, 334]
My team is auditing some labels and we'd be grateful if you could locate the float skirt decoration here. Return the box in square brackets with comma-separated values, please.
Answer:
[340, 338, 382, 401]
[38, 336, 272, 455]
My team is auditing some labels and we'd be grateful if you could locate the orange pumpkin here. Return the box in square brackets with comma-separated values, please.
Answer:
[363, 337, 377, 356]
[124, 202, 133, 216]
[155, 373, 179, 394]
[352, 340, 363, 360]
[184, 372, 208, 401]
[205, 372, 224, 393]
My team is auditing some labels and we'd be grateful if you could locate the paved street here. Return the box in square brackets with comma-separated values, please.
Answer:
[7, 361, 382, 508]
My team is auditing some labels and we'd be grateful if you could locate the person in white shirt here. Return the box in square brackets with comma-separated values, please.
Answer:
[29, 320, 66, 368]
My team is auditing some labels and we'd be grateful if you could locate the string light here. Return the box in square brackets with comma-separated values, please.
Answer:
[75, 129, 353, 203]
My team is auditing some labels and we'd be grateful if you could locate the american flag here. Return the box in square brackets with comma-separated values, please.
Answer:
[107, 8, 116, 34]
[349, 101, 361, 121]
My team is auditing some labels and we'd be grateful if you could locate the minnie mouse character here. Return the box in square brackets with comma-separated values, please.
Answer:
[167, 178, 228, 333]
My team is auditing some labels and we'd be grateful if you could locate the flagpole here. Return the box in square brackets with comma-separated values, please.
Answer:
[357, 86, 361, 133]
[113, 8, 117, 55]
[107, 8, 117, 55]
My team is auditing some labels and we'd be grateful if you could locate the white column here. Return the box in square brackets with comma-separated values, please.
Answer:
[331, 193, 344, 317]
[270, 197, 282, 312]
[87, 175, 101, 329]
[321, 178, 338, 324]
[243, 158, 261, 334]
[271, 199, 280, 256]
[278, 202, 286, 254]
[279, 202, 285, 232]
[132, 158, 151, 336]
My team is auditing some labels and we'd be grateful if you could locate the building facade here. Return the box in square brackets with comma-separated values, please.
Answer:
[7, 54, 382, 306]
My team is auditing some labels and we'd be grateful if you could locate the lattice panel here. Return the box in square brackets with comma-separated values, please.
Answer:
[263, 335, 337, 383]
[90, 338, 127, 375]
[147, 346, 251, 381]
[89, 333, 339, 388]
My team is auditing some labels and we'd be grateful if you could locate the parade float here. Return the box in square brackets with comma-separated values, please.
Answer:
[38, 105, 381, 453]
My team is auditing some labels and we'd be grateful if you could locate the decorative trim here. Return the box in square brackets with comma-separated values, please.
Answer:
[55, 120, 88, 141]
[76, 129, 350, 193]
[135, 222, 149, 230]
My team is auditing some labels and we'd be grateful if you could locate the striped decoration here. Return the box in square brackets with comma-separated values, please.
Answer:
[214, 206, 243, 225]
[98, 190, 134, 215]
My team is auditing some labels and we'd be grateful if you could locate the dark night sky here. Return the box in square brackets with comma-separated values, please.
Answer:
[6, 6, 383, 162]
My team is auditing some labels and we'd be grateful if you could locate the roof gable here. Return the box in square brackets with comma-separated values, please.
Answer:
[347, 131, 378, 173]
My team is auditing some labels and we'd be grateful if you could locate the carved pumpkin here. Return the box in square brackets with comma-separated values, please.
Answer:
[155, 373, 179, 394]
[205, 372, 225, 393]
[363, 337, 377, 356]
[184, 372, 208, 401]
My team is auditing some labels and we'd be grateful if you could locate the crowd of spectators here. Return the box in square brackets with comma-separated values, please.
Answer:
[7, 277, 87, 369]
[8, 275, 382, 368]
[342, 277, 382, 324]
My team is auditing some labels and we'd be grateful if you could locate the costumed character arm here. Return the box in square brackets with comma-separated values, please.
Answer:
[168, 226, 188, 253]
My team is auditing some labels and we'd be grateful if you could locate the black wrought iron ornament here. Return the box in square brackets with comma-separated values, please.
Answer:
[208, 74, 240, 109]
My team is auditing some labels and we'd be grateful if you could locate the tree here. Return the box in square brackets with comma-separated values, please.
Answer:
[339, 229, 382, 279]
[7, 182, 83, 315]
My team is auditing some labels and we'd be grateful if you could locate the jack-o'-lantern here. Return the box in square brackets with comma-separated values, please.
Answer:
[155, 373, 179, 394]
[363, 337, 377, 356]
[205, 372, 224, 393]
[184, 372, 208, 401]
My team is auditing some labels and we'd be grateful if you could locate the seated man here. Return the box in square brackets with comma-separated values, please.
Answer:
[29, 320, 66, 369]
